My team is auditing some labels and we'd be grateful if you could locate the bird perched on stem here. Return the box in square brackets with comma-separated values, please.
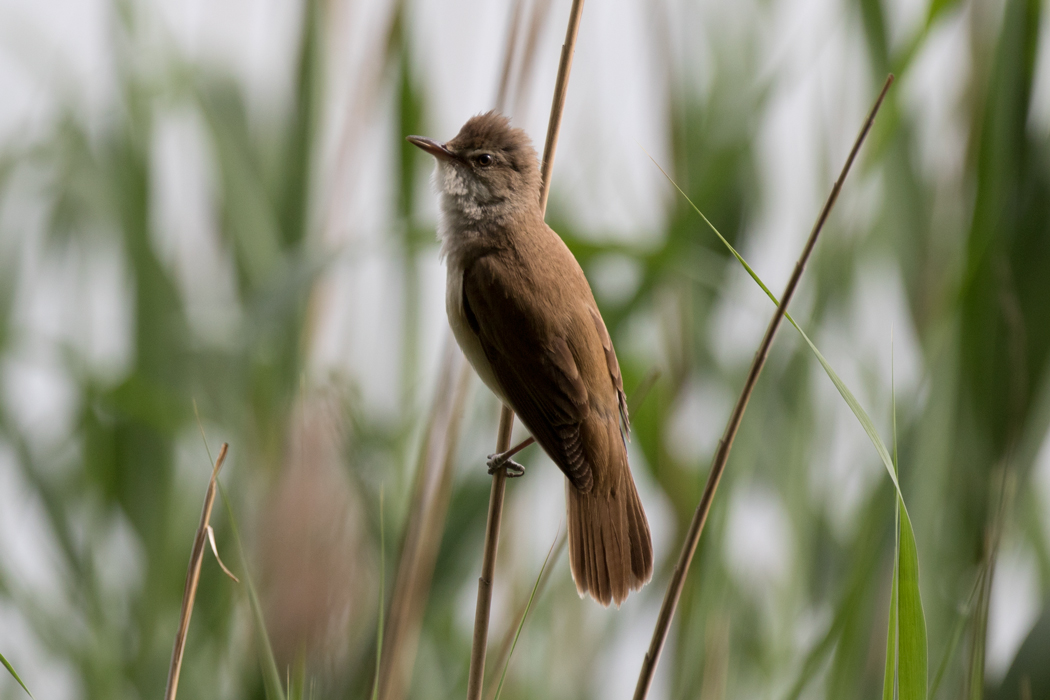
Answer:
[408, 112, 653, 606]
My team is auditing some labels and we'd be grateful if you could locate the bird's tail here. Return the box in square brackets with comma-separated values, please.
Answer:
[566, 463, 653, 607]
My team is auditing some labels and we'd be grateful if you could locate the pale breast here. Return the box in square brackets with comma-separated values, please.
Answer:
[445, 262, 507, 403]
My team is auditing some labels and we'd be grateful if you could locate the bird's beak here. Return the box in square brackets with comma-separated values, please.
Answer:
[406, 135, 459, 163]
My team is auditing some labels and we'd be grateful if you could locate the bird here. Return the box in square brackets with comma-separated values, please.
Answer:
[407, 112, 653, 606]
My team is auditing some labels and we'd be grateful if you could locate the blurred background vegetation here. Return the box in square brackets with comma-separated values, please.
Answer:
[1, 0, 1049, 698]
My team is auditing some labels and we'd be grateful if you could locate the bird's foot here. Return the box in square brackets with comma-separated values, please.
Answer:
[487, 451, 526, 478]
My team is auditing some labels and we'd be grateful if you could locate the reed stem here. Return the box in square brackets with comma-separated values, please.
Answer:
[465, 3, 587, 699]
[378, 341, 473, 700]
[539, 0, 585, 215]
[165, 443, 230, 700]
[632, 74, 895, 700]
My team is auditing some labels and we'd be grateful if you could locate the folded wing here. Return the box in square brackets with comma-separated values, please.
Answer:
[461, 253, 594, 492]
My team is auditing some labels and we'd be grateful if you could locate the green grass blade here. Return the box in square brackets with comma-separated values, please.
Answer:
[882, 337, 900, 700]
[891, 339, 927, 700]
[218, 484, 287, 700]
[654, 159, 908, 492]
[658, 164, 928, 699]
[0, 651, 34, 698]
[896, 506, 927, 700]
[883, 556, 899, 700]
[892, 334, 898, 478]
[796, 318, 928, 700]
[492, 530, 562, 700]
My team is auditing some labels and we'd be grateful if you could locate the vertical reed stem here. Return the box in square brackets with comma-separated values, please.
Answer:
[539, 0, 586, 215]
[466, 407, 514, 700]
[632, 74, 894, 700]
[165, 443, 230, 700]
[465, 3, 587, 699]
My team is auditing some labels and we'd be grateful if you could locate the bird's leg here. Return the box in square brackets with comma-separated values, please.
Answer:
[487, 436, 535, 478]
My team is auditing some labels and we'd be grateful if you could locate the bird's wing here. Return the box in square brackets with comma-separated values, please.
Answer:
[461, 254, 594, 492]
[587, 305, 630, 437]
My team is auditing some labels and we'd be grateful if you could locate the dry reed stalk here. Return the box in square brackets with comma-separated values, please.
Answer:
[537, 0, 585, 215]
[465, 3, 586, 699]
[321, 0, 404, 244]
[466, 405, 514, 700]
[306, 0, 404, 363]
[495, 0, 526, 113]
[164, 442, 234, 700]
[399, 359, 474, 646]
[378, 344, 474, 700]
[377, 6, 536, 694]
[632, 74, 895, 700]
[510, 0, 554, 117]
[379, 340, 457, 688]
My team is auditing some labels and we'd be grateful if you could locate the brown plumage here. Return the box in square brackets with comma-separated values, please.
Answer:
[408, 112, 653, 606]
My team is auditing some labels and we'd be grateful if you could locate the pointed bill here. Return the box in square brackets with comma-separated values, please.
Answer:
[406, 135, 459, 162]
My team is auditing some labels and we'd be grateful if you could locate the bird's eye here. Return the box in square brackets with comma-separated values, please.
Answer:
[476, 153, 494, 166]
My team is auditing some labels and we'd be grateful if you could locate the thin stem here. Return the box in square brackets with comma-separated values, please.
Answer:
[466, 407, 513, 700]
[632, 74, 894, 700]
[378, 343, 473, 700]
[495, 0, 525, 114]
[510, 0, 554, 118]
[165, 443, 230, 700]
[466, 4, 586, 699]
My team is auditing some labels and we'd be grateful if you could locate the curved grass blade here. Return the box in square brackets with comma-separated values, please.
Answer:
[883, 553, 900, 700]
[893, 340, 926, 700]
[896, 503, 927, 700]
[0, 651, 34, 698]
[883, 339, 902, 700]
[883, 558, 900, 700]
[883, 342, 900, 700]
[218, 484, 287, 700]
[649, 159, 904, 495]
[655, 163, 928, 699]
[492, 529, 563, 700]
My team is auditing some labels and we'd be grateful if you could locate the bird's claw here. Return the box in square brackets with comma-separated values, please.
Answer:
[487, 452, 526, 478]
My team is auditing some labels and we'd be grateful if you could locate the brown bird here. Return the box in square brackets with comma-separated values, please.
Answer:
[407, 112, 653, 606]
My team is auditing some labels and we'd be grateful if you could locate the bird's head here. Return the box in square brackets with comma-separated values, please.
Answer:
[407, 112, 542, 227]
